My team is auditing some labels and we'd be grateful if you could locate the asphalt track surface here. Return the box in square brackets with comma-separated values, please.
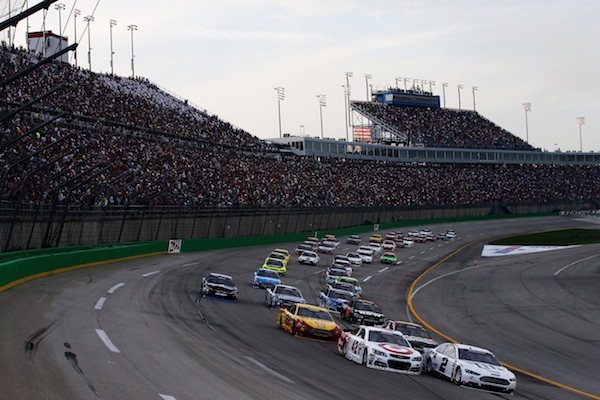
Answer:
[1, 216, 599, 400]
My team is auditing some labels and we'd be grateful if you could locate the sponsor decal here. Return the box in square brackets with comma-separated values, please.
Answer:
[481, 245, 579, 257]
[379, 343, 413, 355]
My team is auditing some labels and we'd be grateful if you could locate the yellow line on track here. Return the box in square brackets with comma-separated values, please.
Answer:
[407, 242, 600, 400]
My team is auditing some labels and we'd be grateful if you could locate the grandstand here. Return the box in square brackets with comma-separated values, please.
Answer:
[1, 4, 599, 250]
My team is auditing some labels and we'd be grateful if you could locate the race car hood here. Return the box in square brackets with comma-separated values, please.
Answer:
[461, 361, 513, 376]
[274, 294, 304, 303]
[255, 276, 279, 284]
[297, 317, 338, 330]
[205, 282, 236, 292]
[374, 343, 417, 356]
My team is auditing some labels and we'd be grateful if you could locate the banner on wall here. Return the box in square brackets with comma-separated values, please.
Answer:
[168, 239, 182, 253]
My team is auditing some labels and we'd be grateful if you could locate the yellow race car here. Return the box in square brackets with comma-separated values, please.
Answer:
[262, 257, 287, 276]
[277, 303, 342, 342]
[272, 248, 291, 264]
[369, 233, 383, 243]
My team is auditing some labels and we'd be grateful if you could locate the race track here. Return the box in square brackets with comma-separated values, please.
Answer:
[0, 216, 598, 400]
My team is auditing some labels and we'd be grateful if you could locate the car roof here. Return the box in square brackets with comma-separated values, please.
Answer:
[296, 303, 329, 312]
[389, 320, 424, 329]
[273, 248, 290, 254]
[209, 272, 233, 279]
[452, 343, 493, 353]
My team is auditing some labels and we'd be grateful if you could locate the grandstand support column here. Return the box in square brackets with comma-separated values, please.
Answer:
[274, 87, 285, 138]
[523, 102, 531, 143]
[128, 24, 138, 77]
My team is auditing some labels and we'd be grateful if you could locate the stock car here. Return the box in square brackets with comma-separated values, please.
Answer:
[277, 303, 342, 341]
[325, 267, 350, 286]
[295, 243, 313, 255]
[425, 342, 517, 394]
[273, 248, 291, 264]
[380, 251, 398, 264]
[265, 251, 288, 267]
[262, 257, 287, 276]
[338, 325, 423, 374]
[298, 250, 320, 266]
[356, 248, 373, 264]
[346, 234, 362, 245]
[382, 320, 438, 352]
[318, 287, 357, 313]
[381, 240, 395, 251]
[369, 233, 383, 243]
[334, 276, 362, 296]
[317, 241, 336, 254]
[252, 268, 281, 289]
[341, 299, 386, 326]
[202, 273, 239, 301]
[346, 252, 363, 266]
[265, 284, 306, 308]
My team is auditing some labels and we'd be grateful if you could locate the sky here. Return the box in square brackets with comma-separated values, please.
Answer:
[2, 0, 599, 152]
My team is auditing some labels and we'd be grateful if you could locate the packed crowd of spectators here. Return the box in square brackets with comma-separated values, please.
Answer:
[352, 101, 534, 150]
[1, 44, 598, 209]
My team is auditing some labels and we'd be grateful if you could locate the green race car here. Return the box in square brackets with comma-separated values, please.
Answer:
[380, 251, 398, 264]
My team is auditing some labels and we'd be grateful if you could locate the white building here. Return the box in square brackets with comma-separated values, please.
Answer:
[27, 31, 69, 62]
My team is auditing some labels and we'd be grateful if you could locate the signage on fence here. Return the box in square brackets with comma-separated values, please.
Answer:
[168, 239, 182, 253]
[373, 224, 379, 231]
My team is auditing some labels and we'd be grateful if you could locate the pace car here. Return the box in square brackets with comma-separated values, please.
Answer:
[425, 342, 517, 394]
[202, 273, 239, 301]
[318, 287, 357, 313]
[338, 325, 422, 374]
[277, 303, 342, 341]
[382, 320, 438, 352]
[252, 268, 281, 289]
[341, 299, 385, 326]
[265, 284, 306, 308]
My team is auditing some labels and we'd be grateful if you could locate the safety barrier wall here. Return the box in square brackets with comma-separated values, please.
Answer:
[0, 211, 555, 293]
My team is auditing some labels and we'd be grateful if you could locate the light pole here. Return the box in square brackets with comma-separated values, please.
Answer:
[404, 78, 410, 91]
[128, 24, 138, 77]
[523, 102, 531, 143]
[472, 86, 478, 111]
[109, 19, 117, 74]
[421, 79, 427, 94]
[442, 82, 448, 107]
[428, 80, 435, 94]
[274, 87, 285, 138]
[577, 116, 585, 152]
[396, 77, 402, 89]
[364, 74, 372, 101]
[413, 78, 419, 91]
[84, 15, 94, 71]
[457, 84, 463, 110]
[300, 125, 305, 136]
[342, 84, 349, 141]
[345, 72, 353, 140]
[317, 94, 326, 139]
[73, 9, 80, 67]
[54, 3, 65, 53]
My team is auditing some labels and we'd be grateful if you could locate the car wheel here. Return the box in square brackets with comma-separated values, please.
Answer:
[290, 321, 296, 336]
[362, 349, 368, 365]
[453, 367, 462, 385]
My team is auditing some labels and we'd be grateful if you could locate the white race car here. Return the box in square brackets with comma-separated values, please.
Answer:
[298, 250, 320, 266]
[337, 325, 422, 374]
[425, 342, 517, 395]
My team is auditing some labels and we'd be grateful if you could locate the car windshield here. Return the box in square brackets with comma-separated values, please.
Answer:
[266, 259, 283, 267]
[458, 349, 501, 366]
[355, 301, 381, 313]
[302, 252, 316, 257]
[275, 286, 301, 297]
[269, 253, 285, 260]
[329, 289, 355, 301]
[368, 331, 410, 346]
[357, 250, 370, 255]
[297, 307, 332, 321]
[333, 282, 354, 292]
[395, 324, 431, 339]
[207, 275, 233, 285]
[257, 270, 279, 278]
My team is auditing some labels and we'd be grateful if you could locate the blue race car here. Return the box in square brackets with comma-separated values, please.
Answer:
[318, 287, 357, 314]
[252, 268, 282, 289]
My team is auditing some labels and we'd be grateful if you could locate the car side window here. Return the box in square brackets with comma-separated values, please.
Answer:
[357, 328, 365, 339]
[288, 305, 296, 314]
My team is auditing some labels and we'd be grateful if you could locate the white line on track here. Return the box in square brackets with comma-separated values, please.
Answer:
[143, 271, 160, 277]
[363, 276, 372, 282]
[94, 297, 106, 310]
[554, 254, 598, 276]
[159, 395, 177, 400]
[420, 251, 425, 254]
[314, 269, 325, 274]
[409, 255, 415, 260]
[95, 329, 121, 353]
[378, 267, 389, 273]
[183, 262, 198, 267]
[245, 356, 294, 384]
[107, 283, 125, 294]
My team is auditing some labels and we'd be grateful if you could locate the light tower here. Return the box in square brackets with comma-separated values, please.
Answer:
[128, 24, 138, 77]
[442, 82, 448, 108]
[577, 116, 585, 152]
[523, 102, 531, 143]
[457, 84, 463, 110]
[84, 15, 94, 70]
[109, 19, 117, 74]
[472, 86, 478, 111]
[274, 87, 285, 138]
[317, 94, 326, 138]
